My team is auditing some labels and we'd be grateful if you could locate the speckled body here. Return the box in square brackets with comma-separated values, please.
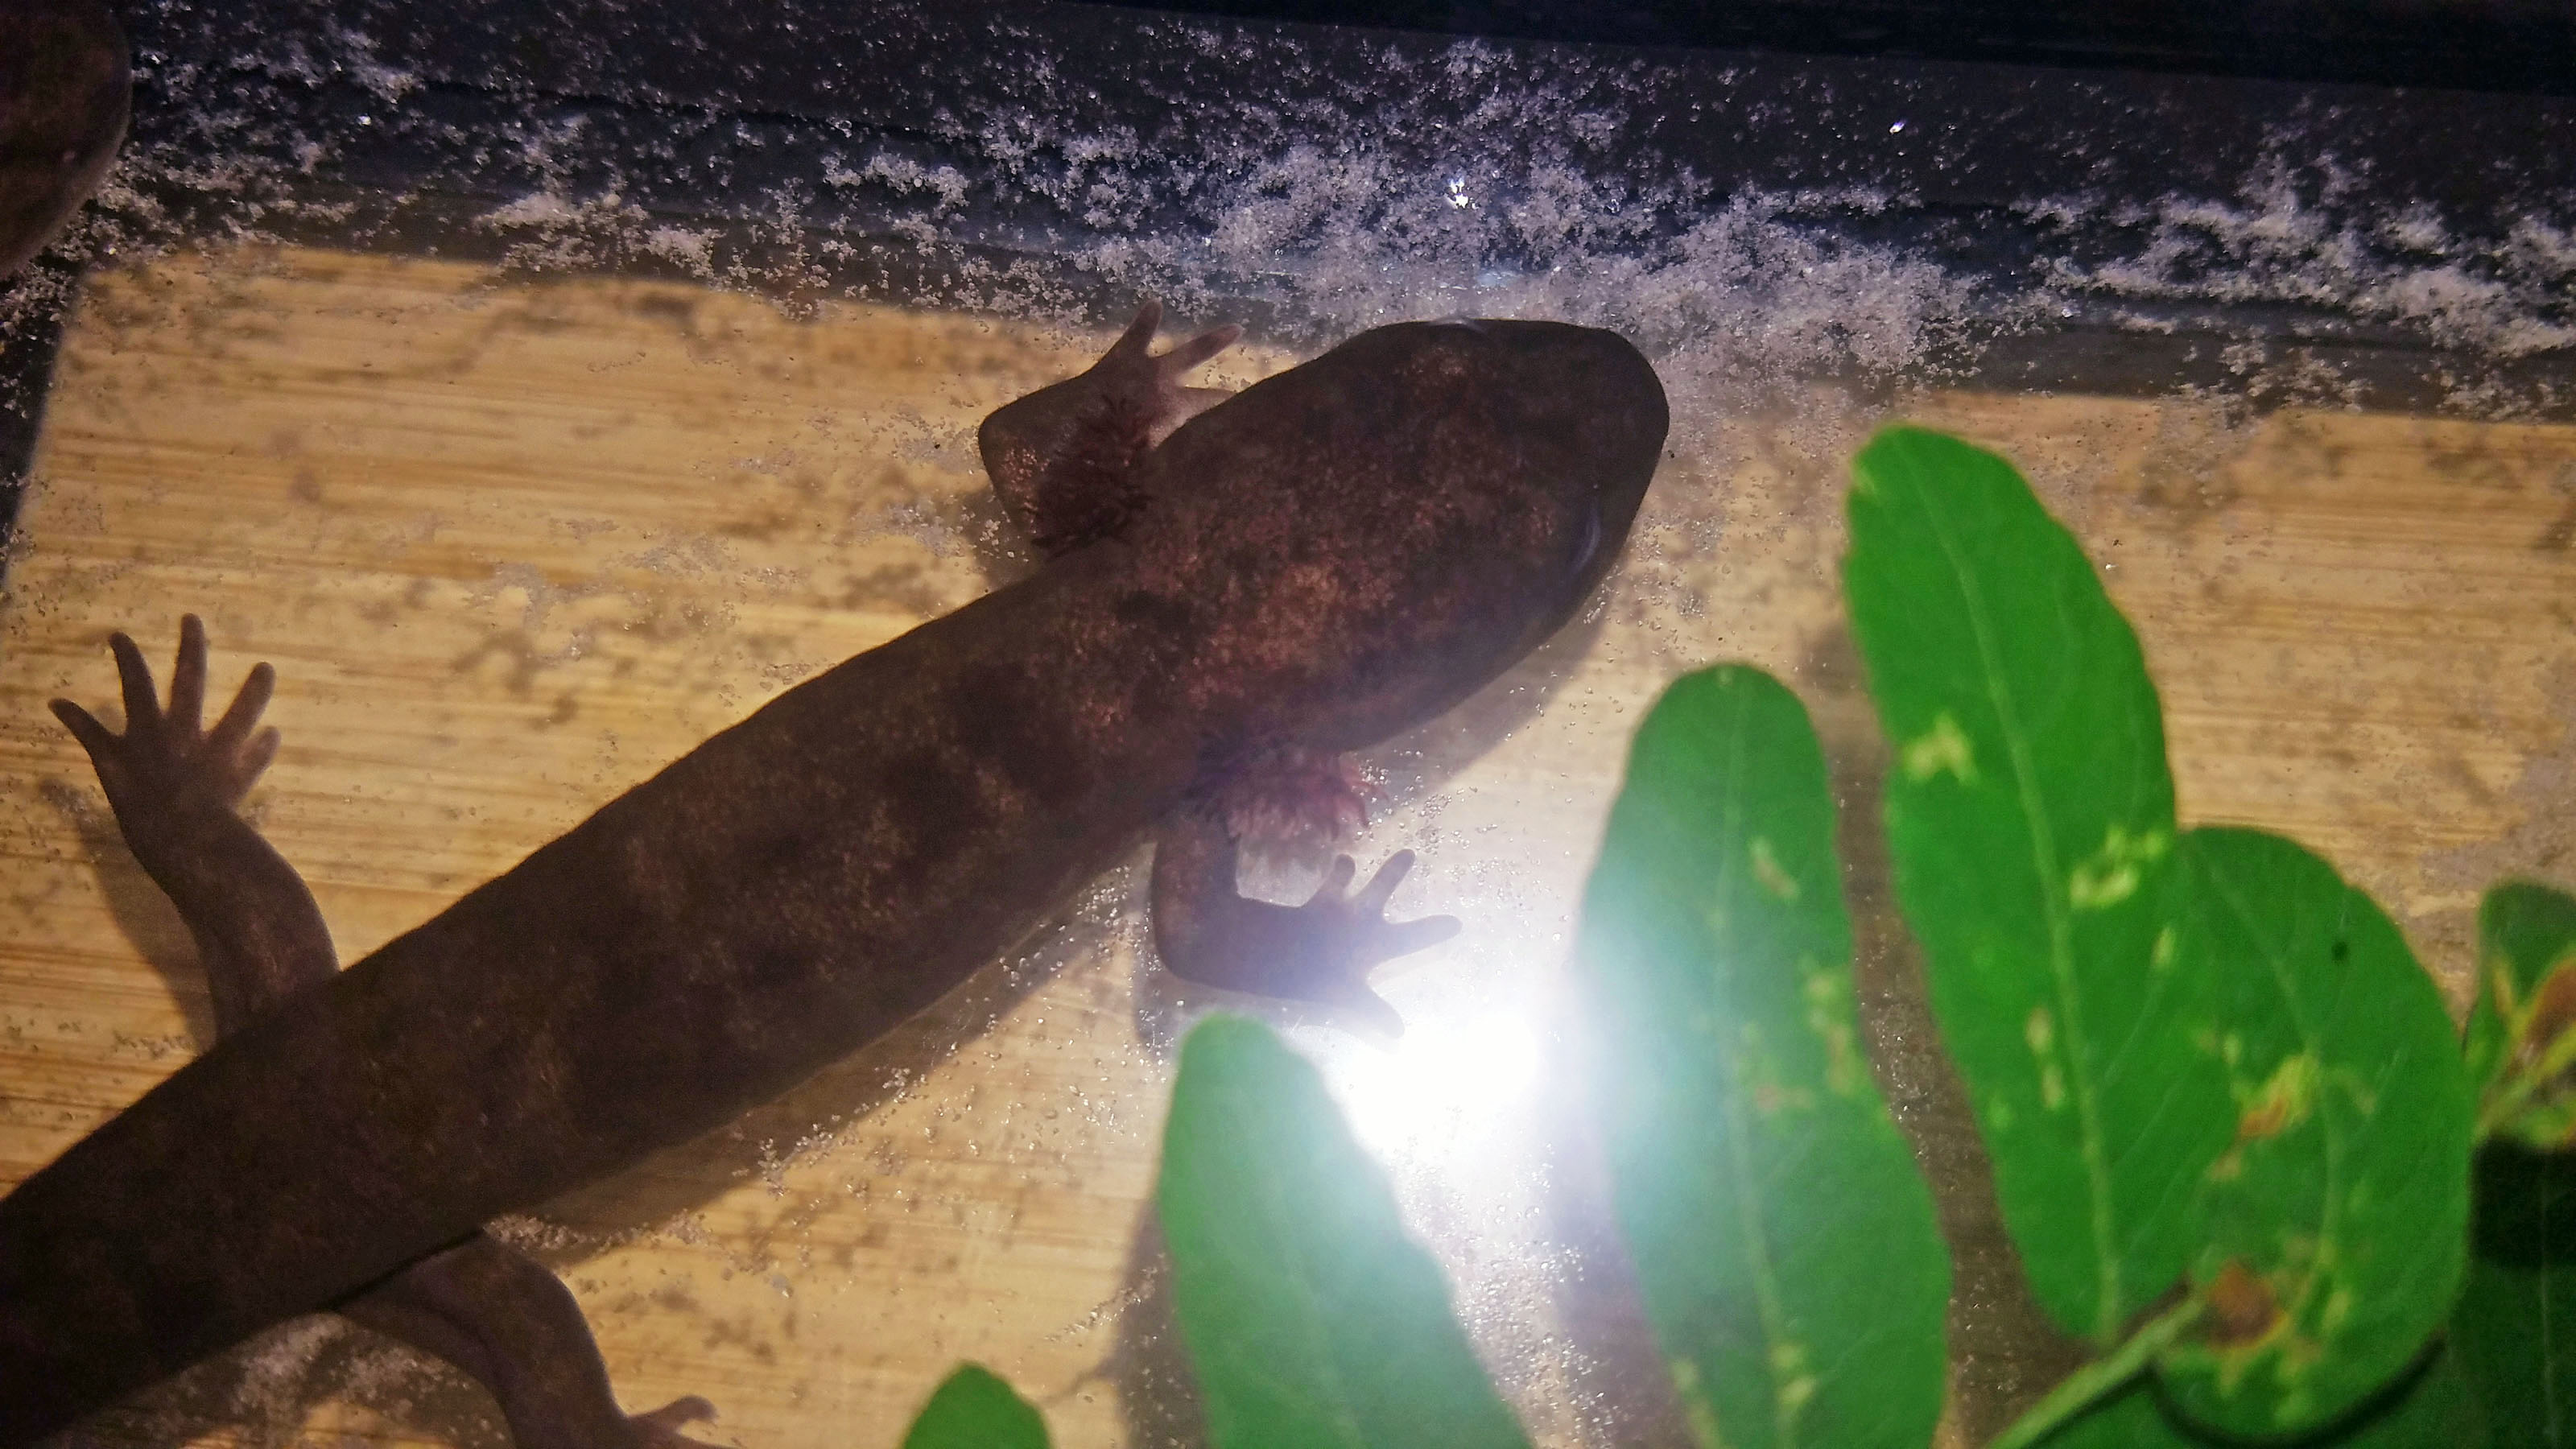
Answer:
[0, 318, 1666, 1440]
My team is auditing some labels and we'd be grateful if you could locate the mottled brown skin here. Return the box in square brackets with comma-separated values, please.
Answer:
[0, 308, 1666, 1444]
[41, 617, 721, 1448]
[0, 0, 127, 277]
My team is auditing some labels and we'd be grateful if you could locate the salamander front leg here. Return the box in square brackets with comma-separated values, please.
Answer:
[50, 615, 336, 1027]
[977, 299, 1240, 555]
[52, 618, 720, 1449]
[1150, 799, 1459, 1035]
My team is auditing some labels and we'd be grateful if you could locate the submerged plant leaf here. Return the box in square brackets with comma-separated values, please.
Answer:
[2329, 1351, 2490, 1448]
[2036, 1381, 2190, 1448]
[1843, 425, 2231, 1342]
[2464, 881, 2576, 1150]
[2154, 828, 2473, 1438]
[1156, 1016, 1531, 1449]
[902, 1364, 1050, 1449]
[2041, 1352, 2487, 1448]
[2452, 1142, 2576, 1446]
[2339, 1351, 2494, 1449]
[2453, 882, 2576, 1444]
[1578, 666, 1949, 1449]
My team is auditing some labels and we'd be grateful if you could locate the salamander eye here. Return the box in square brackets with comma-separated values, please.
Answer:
[1566, 497, 1604, 580]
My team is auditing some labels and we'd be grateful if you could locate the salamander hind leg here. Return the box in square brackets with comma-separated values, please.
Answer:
[338, 1239, 722, 1449]
[977, 300, 1240, 555]
[1148, 757, 1459, 1036]
[51, 617, 725, 1448]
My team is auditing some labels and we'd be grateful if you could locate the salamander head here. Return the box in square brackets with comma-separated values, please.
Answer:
[1415, 316, 1664, 645]
[1134, 316, 1669, 753]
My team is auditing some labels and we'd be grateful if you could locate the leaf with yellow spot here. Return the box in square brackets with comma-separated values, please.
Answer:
[1158, 1018, 1532, 1449]
[1579, 665, 1947, 1449]
[2068, 826, 2171, 911]
[2155, 828, 2471, 1440]
[1752, 837, 1801, 900]
[1803, 965, 1868, 1098]
[2466, 881, 2576, 1150]
[1844, 426, 2231, 1343]
[2235, 1053, 2321, 1145]
[1901, 712, 1978, 782]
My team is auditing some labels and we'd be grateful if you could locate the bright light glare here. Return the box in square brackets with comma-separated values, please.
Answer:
[1314, 1006, 1546, 1163]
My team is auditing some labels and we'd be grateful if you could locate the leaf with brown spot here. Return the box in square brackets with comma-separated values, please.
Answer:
[2153, 829, 2472, 1441]
[2202, 1260, 2280, 1346]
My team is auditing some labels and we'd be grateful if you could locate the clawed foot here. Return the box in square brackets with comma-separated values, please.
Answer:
[627, 1395, 721, 1448]
[980, 299, 1241, 553]
[1210, 850, 1459, 1036]
[49, 615, 279, 852]
[1291, 851, 1460, 1034]
[1085, 299, 1242, 445]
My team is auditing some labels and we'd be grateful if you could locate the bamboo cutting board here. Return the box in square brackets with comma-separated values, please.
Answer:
[1, 246, 2570, 1448]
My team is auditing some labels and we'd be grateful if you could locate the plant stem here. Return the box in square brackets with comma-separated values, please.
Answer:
[1987, 1295, 2206, 1449]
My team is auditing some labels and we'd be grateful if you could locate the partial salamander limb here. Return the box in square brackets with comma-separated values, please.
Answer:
[51, 615, 331, 1029]
[336, 1238, 719, 1449]
[1150, 795, 1459, 1036]
[1214, 745, 1379, 847]
[977, 299, 1241, 554]
[51, 617, 722, 1449]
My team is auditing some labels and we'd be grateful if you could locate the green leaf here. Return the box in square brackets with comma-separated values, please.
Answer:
[2338, 1350, 2491, 1449]
[2034, 1380, 2191, 1448]
[1843, 425, 2233, 1342]
[2465, 881, 2576, 1149]
[1156, 1016, 1531, 1449]
[2153, 828, 2473, 1438]
[2452, 1143, 2576, 1446]
[2039, 1351, 2487, 1448]
[902, 1364, 1051, 1449]
[1577, 666, 1950, 1449]
[2345, 1350, 2494, 1449]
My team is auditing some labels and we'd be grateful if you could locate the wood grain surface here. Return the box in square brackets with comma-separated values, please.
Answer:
[1, 246, 2569, 1449]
